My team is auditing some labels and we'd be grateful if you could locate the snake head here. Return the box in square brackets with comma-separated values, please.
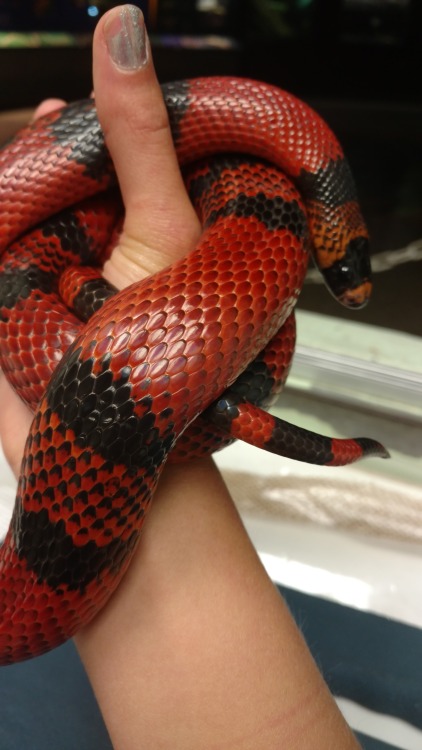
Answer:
[321, 235, 373, 309]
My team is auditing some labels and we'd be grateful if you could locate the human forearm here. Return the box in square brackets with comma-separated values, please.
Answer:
[75, 458, 360, 750]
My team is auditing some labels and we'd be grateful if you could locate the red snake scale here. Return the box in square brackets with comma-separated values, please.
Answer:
[0, 77, 388, 664]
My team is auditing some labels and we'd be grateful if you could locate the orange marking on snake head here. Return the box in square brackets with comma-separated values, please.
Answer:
[338, 280, 373, 309]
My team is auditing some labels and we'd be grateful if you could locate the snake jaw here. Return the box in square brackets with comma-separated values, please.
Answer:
[338, 280, 373, 309]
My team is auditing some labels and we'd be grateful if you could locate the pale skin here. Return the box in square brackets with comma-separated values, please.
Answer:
[0, 5, 361, 749]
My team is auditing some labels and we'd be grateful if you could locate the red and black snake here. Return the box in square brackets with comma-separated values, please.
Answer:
[0, 78, 388, 665]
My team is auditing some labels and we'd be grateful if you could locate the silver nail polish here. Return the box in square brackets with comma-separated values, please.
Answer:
[105, 5, 148, 71]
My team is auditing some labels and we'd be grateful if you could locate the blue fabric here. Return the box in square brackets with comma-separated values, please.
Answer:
[0, 642, 113, 750]
[355, 733, 404, 750]
[277, 585, 422, 730]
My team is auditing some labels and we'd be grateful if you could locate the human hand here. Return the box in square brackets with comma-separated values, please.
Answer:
[0, 4, 200, 478]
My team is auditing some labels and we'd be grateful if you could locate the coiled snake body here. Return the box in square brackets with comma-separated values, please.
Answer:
[0, 78, 387, 664]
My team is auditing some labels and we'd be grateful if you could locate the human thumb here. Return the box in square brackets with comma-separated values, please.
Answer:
[92, 4, 200, 290]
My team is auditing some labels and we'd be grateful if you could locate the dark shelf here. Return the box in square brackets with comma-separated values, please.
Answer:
[0, 37, 242, 110]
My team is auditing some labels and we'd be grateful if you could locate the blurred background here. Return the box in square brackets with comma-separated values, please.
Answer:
[1, 0, 420, 336]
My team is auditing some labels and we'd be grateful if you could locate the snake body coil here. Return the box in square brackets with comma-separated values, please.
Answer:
[0, 78, 387, 664]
